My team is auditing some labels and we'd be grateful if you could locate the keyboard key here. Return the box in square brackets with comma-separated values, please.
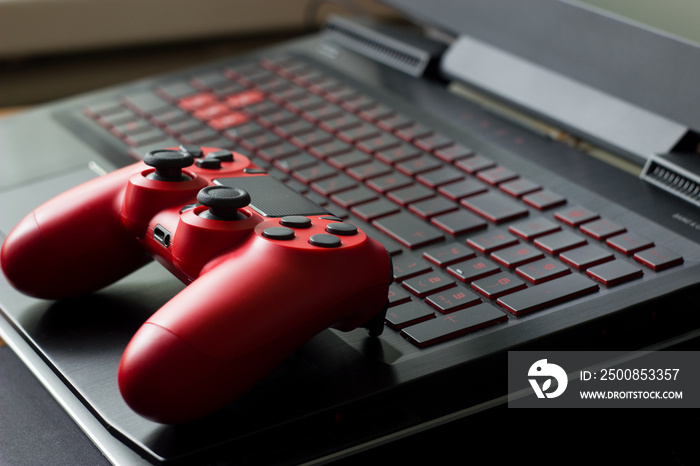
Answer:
[580, 219, 626, 240]
[311, 174, 358, 196]
[386, 184, 435, 206]
[386, 303, 435, 330]
[373, 212, 444, 249]
[409, 197, 459, 219]
[356, 133, 402, 154]
[351, 198, 401, 221]
[554, 205, 600, 226]
[292, 164, 336, 184]
[392, 254, 433, 281]
[559, 244, 615, 270]
[533, 231, 587, 255]
[434, 143, 474, 163]
[605, 232, 654, 255]
[471, 272, 527, 299]
[455, 154, 496, 174]
[375, 112, 413, 132]
[437, 179, 489, 201]
[466, 228, 519, 253]
[327, 150, 372, 169]
[423, 242, 476, 267]
[387, 285, 412, 307]
[476, 166, 518, 185]
[586, 260, 643, 286]
[395, 155, 443, 177]
[490, 245, 545, 269]
[446, 257, 501, 282]
[414, 133, 454, 152]
[330, 185, 379, 208]
[515, 259, 571, 284]
[426, 287, 482, 314]
[366, 172, 415, 193]
[431, 209, 488, 235]
[401, 303, 507, 348]
[375, 143, 423, 165]
[633, 247, 684, 271]
[346, 160, 394, 181]
[508, 217, 561, 240]
[123, 92, 173, 115]
[497, 274, 599, 316]
[461, 191, 529, 224]
[308, 140, 354, 159]
[499, 178, 542, 197]
[402, 272, 456, 298]
[416, 166, 464, 188]
[522, 189, 567, 210]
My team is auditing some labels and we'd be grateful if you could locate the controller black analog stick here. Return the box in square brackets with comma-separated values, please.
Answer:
[144, 150, 195, 181]
[197, 186, 251, 220]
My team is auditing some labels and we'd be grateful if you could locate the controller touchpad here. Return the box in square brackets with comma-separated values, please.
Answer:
[215, 176, 329, 218]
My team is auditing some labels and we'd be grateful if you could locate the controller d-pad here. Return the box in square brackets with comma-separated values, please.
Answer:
[280, 216, 312, 228]
[196, 158, 222, 169]
[263, 227, 295, 240]
[179, 145, 204, 158]
[325, 222, 358, 236]
[309, 234, 341, 248]
[206, 150, 234, 162]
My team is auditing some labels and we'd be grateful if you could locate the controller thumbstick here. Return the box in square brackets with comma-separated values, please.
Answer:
[144, 149, 195, 181]
[197, 186, 251, 221]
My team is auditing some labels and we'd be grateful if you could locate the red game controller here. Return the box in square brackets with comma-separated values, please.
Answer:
[1, 146, 392, 423]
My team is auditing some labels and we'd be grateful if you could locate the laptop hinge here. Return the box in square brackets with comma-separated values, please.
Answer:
[322, 15, 446, 78]
[440, 34, 690, 165]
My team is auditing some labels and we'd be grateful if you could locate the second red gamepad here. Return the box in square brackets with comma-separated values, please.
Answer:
[0, 146, 392, 423]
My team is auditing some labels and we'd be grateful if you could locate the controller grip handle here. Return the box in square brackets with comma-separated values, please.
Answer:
[0, 166, 151, 299]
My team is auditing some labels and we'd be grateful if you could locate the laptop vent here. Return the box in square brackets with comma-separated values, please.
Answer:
[642, 159, 700, 207]
[323, 16, 435, 77]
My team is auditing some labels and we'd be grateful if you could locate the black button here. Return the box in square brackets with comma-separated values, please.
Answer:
[196, 158, 222, 169]
[206, 150, 234, 162]
[325, 222, 358, 236]
[263, 227, 295, 240]
[280, 216, 312, 228]
[179, 145, 203, 158]
[309, 234, 341, 248]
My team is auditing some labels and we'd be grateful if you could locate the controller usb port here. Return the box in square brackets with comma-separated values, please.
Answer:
[153, 225, 171, 248]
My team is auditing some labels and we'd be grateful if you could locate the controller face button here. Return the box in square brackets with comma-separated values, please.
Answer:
[197, 186, 251, 220]
[195, 158, 222, 169]
[206, 150, 234, 162]
[244, 168, 267, 174]
[309, 233, 341, 248]
[179, 145, 204, 158]
[144, 149, 195, 181]
[280, 216, 312, 229]
[263, 226, 295, 240]
[325, 222, 358, 236]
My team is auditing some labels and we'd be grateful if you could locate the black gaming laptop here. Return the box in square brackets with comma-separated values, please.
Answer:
[1, 0, 700, 464]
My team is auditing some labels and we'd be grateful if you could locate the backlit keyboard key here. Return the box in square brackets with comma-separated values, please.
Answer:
[633, 247, 684, 271]
[434, 143, 474, 163]
[471, 272, 527, 299]
[446, 257, 501, 282]
[580, 219, 626, 240]
[437, 179, 488, 201]
[401, 303, 507, 348]
[373, 212, 445, 249]
[426, 287, 482, 313]
[455, 154, 496, 174]
[490, 245, 545, 269]
[409, 197, 459, 219]
[476, 166, 519, 185]
[508, 217, 561, 240]
[466, 228, 519, 253]
[522, 189, 566, 210]
[533, 231, 587, 255]
[461, 191, 529, 224]
[402, 272, 456, 298]
[431, 209, 488, 235]
[497, 274, 599, 316]
[386, 303, 435, 330]
[554, 205, 600, 226]
[499, 178, 542, 197]
[586, 260, 643, 286]
[559, 244, 615, 270]
[423, 242, 476, 267]
[515, 259, 571, 284]
[605, 232, 654, 255]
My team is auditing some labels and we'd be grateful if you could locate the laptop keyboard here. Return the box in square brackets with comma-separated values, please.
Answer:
[80, 55, 685, 349]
